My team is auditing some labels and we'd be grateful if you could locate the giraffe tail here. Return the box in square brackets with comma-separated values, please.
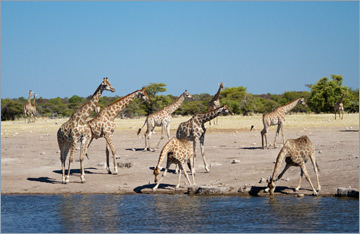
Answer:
[137, 118, 147, 136]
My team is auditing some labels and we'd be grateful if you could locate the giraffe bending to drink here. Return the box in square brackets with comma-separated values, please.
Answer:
[137, 90, 193, 151]
[153, 137, 194, 192]
[57, 78, 115, 184]
[24, 90, 35, 123]
[176, 105, 233, 173]
[85, 87, 150, 176]
[334, 91, 346, 120]
[266, 135, 321, 196]
[261, 98, 307, 149]
[207, 82, 224, 125]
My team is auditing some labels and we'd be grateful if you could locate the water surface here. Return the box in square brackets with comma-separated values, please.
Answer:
[1, 194, 358, 233]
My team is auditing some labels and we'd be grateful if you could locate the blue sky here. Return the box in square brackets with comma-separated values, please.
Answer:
[1, 1, 359, 99]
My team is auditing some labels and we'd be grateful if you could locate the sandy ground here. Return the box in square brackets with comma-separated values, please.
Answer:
[1, 113, 359, 197]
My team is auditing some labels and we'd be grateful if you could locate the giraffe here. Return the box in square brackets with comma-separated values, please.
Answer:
[261, 97, 307, 149]
[153, 137, 195, 192]
[24, 90, 34, 123]
[85, 87, 150, 176]
[137, 90, 193, 151]
[30, 93, 38, 122]
[334, 91, 346, 120]
[266, 135, 321, 196]
[57, 78, 115, 184]
[176, 105, 233, 173]
[207, 82, 224, 125]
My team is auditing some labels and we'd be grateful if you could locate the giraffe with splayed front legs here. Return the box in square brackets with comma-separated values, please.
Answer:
[266, 135, 321, 196]
[137, 90, 193, 151]
[153, 137, 195, 192]
[57, 78, 115, 184]
[207, 82, 224, 125]
[261, 98, 307, 149]
[84, 87, 150, 176]
[24, 90, 35, 123]
[334, 91, 346, 120]
[176, 105, 233, 173]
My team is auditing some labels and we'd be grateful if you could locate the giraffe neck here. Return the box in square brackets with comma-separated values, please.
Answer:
[164, 94, 185, 114]
[70, 84, 104, 123]
[196, 107, 224, 124]
[155, 139, 173, 170]
[270, 146, 288, 182]
[104, 90, 140, 120]
[211, 85, 222, 102]
[279, 98, 301, 114]
[338, 93, 345, 104]
[32, 96, 36, 106]
[26, 94, 32, 105]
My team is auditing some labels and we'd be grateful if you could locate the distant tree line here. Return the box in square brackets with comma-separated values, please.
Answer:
[1, 75, 358, 121]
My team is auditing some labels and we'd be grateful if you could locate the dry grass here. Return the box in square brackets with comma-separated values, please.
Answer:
[1, 113, 358, 136]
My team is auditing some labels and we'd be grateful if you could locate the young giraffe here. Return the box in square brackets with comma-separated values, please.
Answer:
[261, 98, 307, 149]
[137, 90, 193, 151]
[334, 91, 346, 120]
[57, 78, 115, 184]
[24, 90, 34, 123]
[266, 135, 321, 196]
[84, 87, 150, 176]
[207, 82, 224, 125]
[153, 137, 195, 192]
[176, 105, 233, 173]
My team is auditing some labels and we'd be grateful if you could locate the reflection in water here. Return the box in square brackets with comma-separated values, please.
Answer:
[2, 194, 359, 233]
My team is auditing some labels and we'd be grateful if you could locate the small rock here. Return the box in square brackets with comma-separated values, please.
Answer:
[117, 162, 133, 168]
[98, 162, 106, 167]
[56, 150, 60, 154]
[318, 150, 322, 154]
[132, 148, 136, 151]
[210, 163, 222, 167]
[40, 152, 46, 155]
[231, 159, 240, 164]
[337, 187, 359, 198]
[252, 142, 256, 145]
[238, 184, 251, 193]
[296, 194, 304, 197]
[259, 178, 266, 183]
[195, 186, 231, 195]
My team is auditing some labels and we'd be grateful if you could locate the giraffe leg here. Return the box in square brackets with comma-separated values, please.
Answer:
[155, 124, 166, 149]
[153, 165, 169, 192]
[60, 142, 71, 184]
[200, 134, 209, 172]
[310, 154, 321, 192]
[79, 135, 90, 183]
[179, 162, 192, 188]
[273, 123, 282, 149]
[187, 158, 195, 185]
[276, 163, 291, 181]
[261, 127, 268, 149]
[295, 169, 304, 191]
[105, 143, 111, 174]
[299, 163, 318, 196]
[192, 140, 197, 175]
[280, 124, 285, 145]
[176, 164, 182, 189]
[104, 134, 118, 174]
[65, 141, 77, 184]
[144, 126, 155, 151]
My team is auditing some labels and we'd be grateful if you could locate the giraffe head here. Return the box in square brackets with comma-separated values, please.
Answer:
[219, 82, 224, 89]
[221, 104, 234, 115]
[153, 167, 160, 183]
[298, 97, 307, 107]
[183, 90, 193, 100]
[33, 93, 37, 99]
[28, 90, 33, 96]
[138, 87, 151, 104]
[101, 77, 116, 93]
[266, 176, 276, 196]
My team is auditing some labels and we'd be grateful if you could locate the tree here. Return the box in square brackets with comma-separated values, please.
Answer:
[308, 74, 349, 113]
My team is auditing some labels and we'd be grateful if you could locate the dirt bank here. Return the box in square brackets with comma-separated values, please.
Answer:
[1, 114, 359, 197]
